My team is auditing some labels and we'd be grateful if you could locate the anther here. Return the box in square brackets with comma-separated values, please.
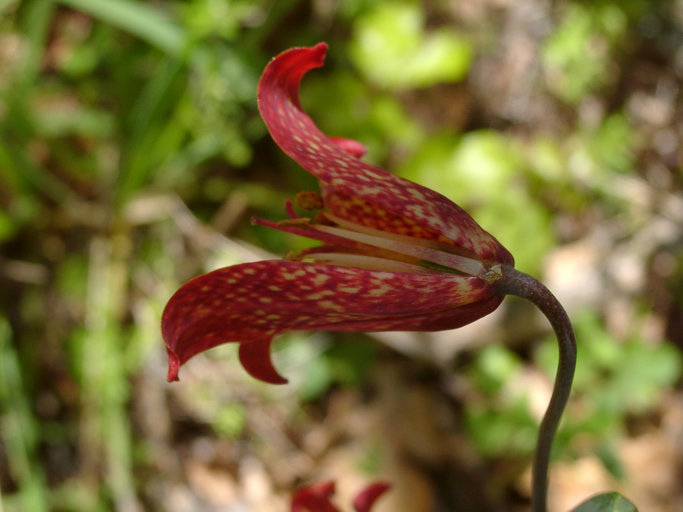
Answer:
[295, 191, 324, 210]
[277, 218, 312, 227]
[479, 263, 504, 284]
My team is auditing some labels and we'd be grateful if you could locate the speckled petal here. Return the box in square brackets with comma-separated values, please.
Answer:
[161, 260, 500, 382]
[329, 136, 367, 158]
[258, 43, 513, 264]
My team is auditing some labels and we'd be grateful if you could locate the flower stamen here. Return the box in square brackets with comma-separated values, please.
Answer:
[312, 224, 485, 276]
[321, 211, 479, 258]
[278, 217, 312, 227]
[299, 252, 437, 273]
[295, 191, 324, 210]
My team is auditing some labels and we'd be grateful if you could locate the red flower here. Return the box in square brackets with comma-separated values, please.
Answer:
[291, 481, 390, 512]
[162, 43, 514, 384]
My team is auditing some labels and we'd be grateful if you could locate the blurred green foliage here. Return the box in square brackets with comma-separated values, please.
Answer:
[296, 335, 377, 402]
[543, 2, 628, 103]
[464, 344, 541, 457]
[465, 311, 682, 476]
[349, 0, 472, 89]
[0, 317, 49, 511]
[0, 0, 680, 509]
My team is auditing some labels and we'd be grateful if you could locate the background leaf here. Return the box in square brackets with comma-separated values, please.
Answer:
[571, 492, 639, 512]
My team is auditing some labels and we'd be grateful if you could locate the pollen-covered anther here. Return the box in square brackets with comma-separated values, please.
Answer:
[313, 212, 335, 225]
[277, 217, 312, 227]
[479, 263, 504, 284]
[295, 190, 324, 210]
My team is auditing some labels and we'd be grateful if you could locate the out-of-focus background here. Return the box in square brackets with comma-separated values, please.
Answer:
[0, 0, 681, 511]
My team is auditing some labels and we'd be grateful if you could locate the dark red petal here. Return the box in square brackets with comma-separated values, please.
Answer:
[257, 44, 512, 264]
[291, 481, 340, 512]
[161, 260, 500, 382]
[353, 482, 391, 512]
[305, 481, 336, 499]
[238, 338, 287, 384]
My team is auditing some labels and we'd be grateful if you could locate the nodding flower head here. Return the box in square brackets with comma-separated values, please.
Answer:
[161, 43, 513, 384]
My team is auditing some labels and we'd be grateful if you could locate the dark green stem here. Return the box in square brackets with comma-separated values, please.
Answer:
[493, 264, 577, 512]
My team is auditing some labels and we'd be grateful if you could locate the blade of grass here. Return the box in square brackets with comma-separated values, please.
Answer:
[0, 317, 49, 512]
[17, 0, 56, 87]
[58, 0, 187, 56]
[80, 236, 141, 510]
[115, 58, 184, 207]
[2, 0, 77, 204]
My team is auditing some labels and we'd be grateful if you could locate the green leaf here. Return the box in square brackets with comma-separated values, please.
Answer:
[571, 492, 638, 512]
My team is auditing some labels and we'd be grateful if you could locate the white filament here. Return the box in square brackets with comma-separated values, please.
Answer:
[313, 223, 484, 276]
[301, 252, 437, 273]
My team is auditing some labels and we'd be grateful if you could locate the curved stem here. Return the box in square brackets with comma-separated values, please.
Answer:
[493, 264, 577, 512]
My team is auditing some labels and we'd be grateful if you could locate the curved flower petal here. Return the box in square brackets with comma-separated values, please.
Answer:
[258, 43, 512, 264]
[162, 260, 501, 382]
[352, 483, 391, 512]
[291, 481, 390, 512]
[238, 338, 287, 384]
[291, 481, 340, 512]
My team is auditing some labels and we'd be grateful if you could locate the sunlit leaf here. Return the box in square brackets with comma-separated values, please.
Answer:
[570, 492, 638, 512]
[349, 2, 471, 89]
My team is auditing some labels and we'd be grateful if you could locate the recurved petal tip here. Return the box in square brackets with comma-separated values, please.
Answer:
[239, 338, 288, 385]
[167, 348, 181, 382]
[259, 42, 328, 110]
[291, 481, 338, 512]
[353, 482, 391, 512]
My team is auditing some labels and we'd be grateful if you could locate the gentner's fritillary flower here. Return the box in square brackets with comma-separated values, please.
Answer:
[162, 43, 513, 385]
[162, 43, 578, 512]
